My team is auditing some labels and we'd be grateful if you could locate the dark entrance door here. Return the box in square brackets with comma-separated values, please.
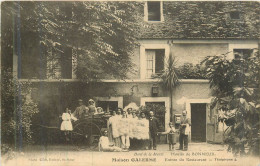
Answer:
[191, 103, 206, 142]
[145, 102, 166, 144]
[145, 102, 165, 131]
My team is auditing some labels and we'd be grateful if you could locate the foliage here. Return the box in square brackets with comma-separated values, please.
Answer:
[176, 63, 208, 79]
[202, 49, 260, 156]
[3, 1, 143, 81]
[1, 68, 39, 151]
[139, 104, 166, 131]
[160, 52, 179, 121]
[140, 1, 259, 39]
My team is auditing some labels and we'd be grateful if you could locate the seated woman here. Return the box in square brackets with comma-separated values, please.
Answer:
[98, 130, 122, 152]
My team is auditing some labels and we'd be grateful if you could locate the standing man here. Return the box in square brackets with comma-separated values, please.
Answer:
[178, 110, 191, 151]
[72, 99, 88, 119]
[149, 111, 159, 150]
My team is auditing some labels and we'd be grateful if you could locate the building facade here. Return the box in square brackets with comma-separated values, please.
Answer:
[4, 1, 259, 143]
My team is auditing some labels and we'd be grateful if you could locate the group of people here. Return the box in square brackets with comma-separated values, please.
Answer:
[100, 109, 191, 152]
[60, 99, 191, 151]
[60, 99, 99, 141]
[105, 108, 151, 151]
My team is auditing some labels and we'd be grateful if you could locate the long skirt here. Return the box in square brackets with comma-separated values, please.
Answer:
[114, 137, 122, 148]
[108, 126, 114, 143]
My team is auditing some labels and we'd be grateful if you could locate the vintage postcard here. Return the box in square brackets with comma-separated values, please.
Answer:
[1, 0, 259, 166]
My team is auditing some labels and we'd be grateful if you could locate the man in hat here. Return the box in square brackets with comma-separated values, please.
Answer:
[149, 111, 160, 150]
[72, 99, 88, 119]
[178, 110, 191, 151]
[88, 99, 97, 116]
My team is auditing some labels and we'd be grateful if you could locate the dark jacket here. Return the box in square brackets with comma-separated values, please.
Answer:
[149, 117, 160, 134]
[180, 116, 191, 134]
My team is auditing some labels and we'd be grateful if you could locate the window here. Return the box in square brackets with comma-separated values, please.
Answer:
[145, 1, 163, 22]
[228, 43, 257, 61]
[140, 44, 169, 79]
[21, 51, 47, 79]
[230, 11, 240, 20]
[233, 49, 253, 60]
[61, 47, 73, 79]
[21, 32, 47, 79]
[145, 49, 165, 78]
[147, 1, 161, 21]
[97, 101, 118, 113]
[95, 96, 123, 113]
[47, 47, 72, 79]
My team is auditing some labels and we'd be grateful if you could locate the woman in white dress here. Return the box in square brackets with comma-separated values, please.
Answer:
[119, 110, 130, 151]
[114, 108, 123, 147]
[129, 111, 139, 150]
[107, 110, 118, 144]
[136, 112, 149, 150]
[60, 108, 77, 141]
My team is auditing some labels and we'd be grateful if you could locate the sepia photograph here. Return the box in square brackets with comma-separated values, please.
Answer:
[1, 0, 259, 165]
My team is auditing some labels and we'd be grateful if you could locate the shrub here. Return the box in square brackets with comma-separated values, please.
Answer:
[1, 68, 39, 152]
[203, 49, 260, 156]
[176, 63, 208, 79]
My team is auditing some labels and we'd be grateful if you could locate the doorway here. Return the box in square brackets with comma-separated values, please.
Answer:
[191, 103, 206, 142]
[140, 97, 170, 132]
[145, 102, 165, 131]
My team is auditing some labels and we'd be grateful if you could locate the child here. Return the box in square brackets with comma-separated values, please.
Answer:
[160, 122, 176, 151]
[60, 108, 77, 141]
[96, 107, 104, 114]
[99, 130, 122, 152]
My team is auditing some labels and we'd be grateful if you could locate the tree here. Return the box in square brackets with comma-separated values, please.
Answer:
[202, 49, 260, 156]
[160, 52, 179, 122]
[1, 1, 143, 155]
[3, 1, 143, 81]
